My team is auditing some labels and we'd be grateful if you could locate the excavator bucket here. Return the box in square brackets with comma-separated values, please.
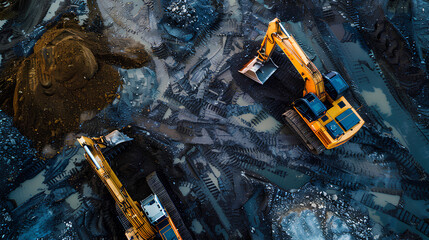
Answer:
[239, 57, 278, 84]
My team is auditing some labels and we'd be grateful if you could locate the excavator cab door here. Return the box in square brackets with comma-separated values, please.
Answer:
[239, 57, 278, 84]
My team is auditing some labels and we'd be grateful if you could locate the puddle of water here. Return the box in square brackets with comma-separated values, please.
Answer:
[173, 156, 186, 165]
[238, 113, 254, 121]
[8, 170, 50, 206]
[243, 188, 270, 240]
[209, 163, 221, 178]
[253, 166, 310, 191]
[329, 23, 346, 42]
[383, 121, 409, 148]
[402, 195, 429, 219]
[190, 219, 205, 234]
[65, 192, 80, 210]
[368, 208, 382, 223]
[62, 148, 85, 173]
[253, 116, 280, 133]
[236, 95, 253, 106]
[0, 20, 7, 29]
[43, 0, 63, 21]
[82, 183, 94, 197]
[361, 87, 392, 117]
[227, 0, 242, 22]
[163, 108, 172, 120]
[371, 192, 400, 207]
[208, 173, 220, 190]
[368, 209, 425, 238]
[179, 186, 191, 197]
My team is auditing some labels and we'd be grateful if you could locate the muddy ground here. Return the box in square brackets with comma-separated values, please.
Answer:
[0, 0, 428, 240]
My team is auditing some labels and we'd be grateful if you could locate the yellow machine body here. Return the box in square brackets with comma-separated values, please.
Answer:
[77, 136, 157, 240]
[240, 18, 364, 153]
[293, 96, 365, 149]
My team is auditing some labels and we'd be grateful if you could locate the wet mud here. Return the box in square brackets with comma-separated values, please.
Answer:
[0, 0, 428, 240]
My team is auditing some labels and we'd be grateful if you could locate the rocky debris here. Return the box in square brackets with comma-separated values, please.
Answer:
[0, 204, 13, 240]
[165, 0, 198, 28]
[266, 184, 412, 240]
[0, 109, 38, 195]
[160, 0, 222, 60]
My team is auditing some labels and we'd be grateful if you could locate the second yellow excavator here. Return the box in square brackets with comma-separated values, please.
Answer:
[77, 130, 183, 240]
[240, 18, 364, 154]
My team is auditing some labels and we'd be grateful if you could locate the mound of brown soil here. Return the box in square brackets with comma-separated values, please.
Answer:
[1, 17, 150, 151]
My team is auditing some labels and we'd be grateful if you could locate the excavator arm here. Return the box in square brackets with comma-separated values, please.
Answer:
[78, 136, 157, 240]
[240, 18, 326, 102]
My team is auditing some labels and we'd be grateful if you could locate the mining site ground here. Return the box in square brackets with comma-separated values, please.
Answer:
[0, 0, 428, 239]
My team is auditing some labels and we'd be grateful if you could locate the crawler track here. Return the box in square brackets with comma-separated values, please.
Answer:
[283, 109, 325, 154]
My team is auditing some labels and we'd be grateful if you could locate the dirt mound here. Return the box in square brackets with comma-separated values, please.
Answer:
[0, 17, 150, 151]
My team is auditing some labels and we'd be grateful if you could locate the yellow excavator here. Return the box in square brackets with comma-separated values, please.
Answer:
[240, 18, 364, 154]
[77, 130, 182, 240]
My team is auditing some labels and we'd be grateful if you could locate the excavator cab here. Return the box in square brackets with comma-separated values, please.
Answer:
[293, 93, 327, 122]
[141, 194, 179, 240]
[239, 57, 278, 84]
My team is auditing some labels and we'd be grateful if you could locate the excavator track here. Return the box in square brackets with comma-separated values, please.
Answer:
[283, 109, 325, 154]
[147, 172, 194, 240]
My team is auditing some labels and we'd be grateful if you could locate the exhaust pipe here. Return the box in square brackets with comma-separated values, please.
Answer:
[239, 57, 278, 84]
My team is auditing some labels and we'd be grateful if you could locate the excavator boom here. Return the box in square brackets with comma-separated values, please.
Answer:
[239, 18, 326, 101]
